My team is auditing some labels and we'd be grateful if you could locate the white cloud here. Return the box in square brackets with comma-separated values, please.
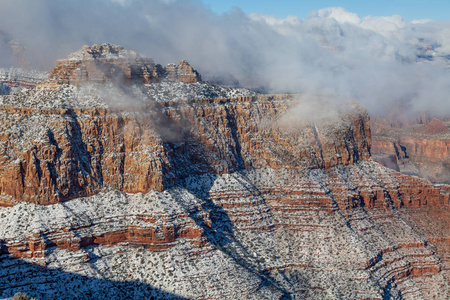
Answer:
[360, 15, 407, 36]
[249, 13, 301, 27]
[0, 2, 449, 117]
[313, 7, 361, 25]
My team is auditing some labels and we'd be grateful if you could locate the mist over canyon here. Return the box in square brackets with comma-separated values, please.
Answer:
[0, 41, 447, 300]
[1, 0, 450, 117]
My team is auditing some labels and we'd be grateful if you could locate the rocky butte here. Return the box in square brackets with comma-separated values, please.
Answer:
[46, 43, 201, 87]
[0, 44, 448, 299]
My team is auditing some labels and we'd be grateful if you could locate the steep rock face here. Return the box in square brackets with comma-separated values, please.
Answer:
[371, 118, 450, 183]
[47, 43, 201, 86]
[2, 163, 449, 258]
[165, 60, 202, 83]
[0, 85, 448, 299]
[0, 94, 370, 205]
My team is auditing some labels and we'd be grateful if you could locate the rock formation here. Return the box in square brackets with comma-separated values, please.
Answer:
[0, 94, 370, 206]
[0, 68, 48, 91]
[0, 45, 448, 300]
[371, 116, 450, 184]
[47, 43, 201, 86]
[165, 60, 202, 83]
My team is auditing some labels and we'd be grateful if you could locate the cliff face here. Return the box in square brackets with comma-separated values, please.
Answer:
[47, 43, 201, 86]
[371, 117, 450, 184]
[0, 94, 370, 206]
[0, 45, 448, 300]
[0, 68, 48, 92]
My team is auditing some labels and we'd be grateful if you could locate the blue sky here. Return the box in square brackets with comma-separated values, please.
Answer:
[201, 0, 450, 21]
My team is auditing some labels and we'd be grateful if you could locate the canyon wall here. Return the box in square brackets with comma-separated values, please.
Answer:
[0, 94, 370, 206]
[371, 117, 450, 184]
[0, 45, 448, 299]
[0, 68, 48, 91]
[0, 164, 448, 299]
[0, 90, 448, 299]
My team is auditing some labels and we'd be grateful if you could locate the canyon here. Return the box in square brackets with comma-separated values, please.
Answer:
[372, 116, 450, 184]
[0, 44, 448, 299]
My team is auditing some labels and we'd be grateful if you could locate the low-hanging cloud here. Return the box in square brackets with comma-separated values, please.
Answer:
[1, 0, 450, 117]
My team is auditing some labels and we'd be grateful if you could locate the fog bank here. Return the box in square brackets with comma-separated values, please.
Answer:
[1, 1, 449, 116]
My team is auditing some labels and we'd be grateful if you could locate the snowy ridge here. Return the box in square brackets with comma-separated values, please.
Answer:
[0, 163, 449, 299]
[0, 81, 258, 110]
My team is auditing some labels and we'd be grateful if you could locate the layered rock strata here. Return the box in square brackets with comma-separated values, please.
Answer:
[0, 68, 48, 91]
[0, 164, 449, 299]
[0, 93, 370, 206]
[47, 43, 201, 86]
[0, 88, 448, 299]
[371, 117, 450, 183]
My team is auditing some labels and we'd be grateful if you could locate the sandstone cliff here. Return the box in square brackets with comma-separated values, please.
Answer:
[47, 43, 201, 87]
[0, 45, 448, 300]
[0, 92, 371, 206]
[371, 117, 450, 184]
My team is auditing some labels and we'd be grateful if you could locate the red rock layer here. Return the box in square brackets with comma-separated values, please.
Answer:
[0, 95, 371, 205]
[372, 138, 450, 162]
[2, 163, 449, 262]
[46, 44, 201, 86]
[208, 167, 450, 299]
[5, 218, 206, 259]
[164, 60, 202, 83]
[372, 136, 450, 183]
[1, 161, 448, 299]
[398, 205, 450, 279]
[0, 68, 48, 89]
[371, 116, 450, 183]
